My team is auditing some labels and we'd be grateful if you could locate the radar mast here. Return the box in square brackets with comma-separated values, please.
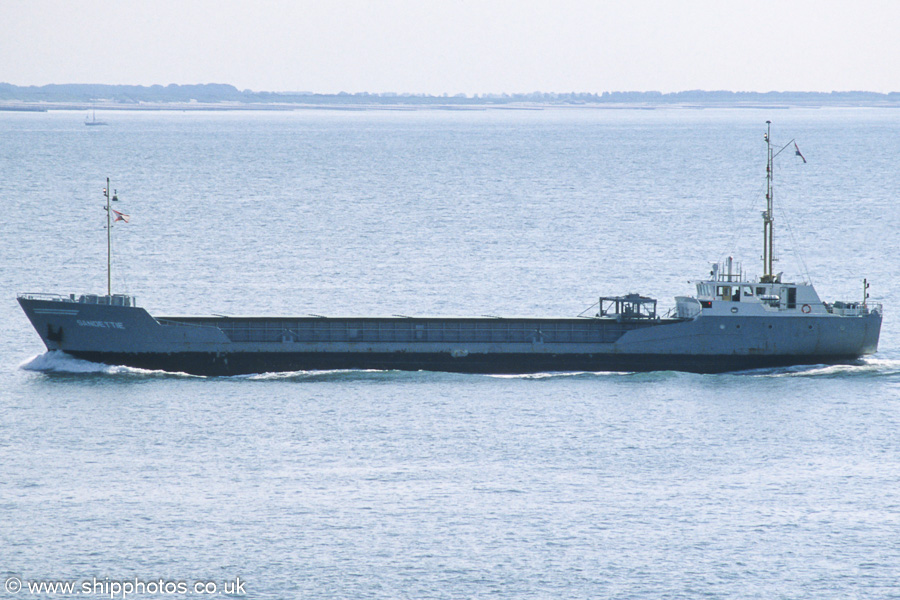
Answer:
[762, 121, 776, 282]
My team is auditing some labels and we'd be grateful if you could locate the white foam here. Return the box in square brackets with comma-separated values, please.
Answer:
[488, 371, 632, 379]
[757, 357, 900, 378]
[240, 368, 389, 381]
[20, 350, 113, 373]
[18, 351, 198, 378]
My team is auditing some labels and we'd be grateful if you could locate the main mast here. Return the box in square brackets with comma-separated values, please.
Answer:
[762, 121, 775, 283]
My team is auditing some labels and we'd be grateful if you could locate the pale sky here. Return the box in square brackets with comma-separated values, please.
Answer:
[3, 0, 899, 94]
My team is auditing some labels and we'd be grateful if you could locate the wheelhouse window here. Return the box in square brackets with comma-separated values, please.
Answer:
[697, 284, 714, 297]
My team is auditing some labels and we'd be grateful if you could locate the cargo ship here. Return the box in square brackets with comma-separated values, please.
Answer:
[18, 123, 883, 376]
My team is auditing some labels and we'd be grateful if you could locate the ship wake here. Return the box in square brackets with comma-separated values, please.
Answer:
[746, 357, 900, 379]
[236, 369, 392, 382]
[490, 371, 634, 380]
[18, 351, 200, 378]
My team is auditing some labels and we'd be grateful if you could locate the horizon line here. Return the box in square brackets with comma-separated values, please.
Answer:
[3, 82, 900, 97]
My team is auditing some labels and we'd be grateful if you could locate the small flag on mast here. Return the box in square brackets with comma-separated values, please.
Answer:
[794, 141, 807, 163]
[112, 209, 130, 223]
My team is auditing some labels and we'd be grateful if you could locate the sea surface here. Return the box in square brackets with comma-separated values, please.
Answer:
[1, 107, 899, 599]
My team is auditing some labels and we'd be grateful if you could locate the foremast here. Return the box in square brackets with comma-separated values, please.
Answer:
[103, 178, 125, 296]
[105, 178, 115, 295]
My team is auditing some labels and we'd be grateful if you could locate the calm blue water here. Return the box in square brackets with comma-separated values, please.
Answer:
[2, 108, 899, 599]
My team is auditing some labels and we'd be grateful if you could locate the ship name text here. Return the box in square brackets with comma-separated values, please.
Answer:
[77, 320, 125, 330]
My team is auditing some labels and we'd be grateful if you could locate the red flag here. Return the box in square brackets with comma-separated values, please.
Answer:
[794, 141, 807, 163]
[112, 209, 130, 223]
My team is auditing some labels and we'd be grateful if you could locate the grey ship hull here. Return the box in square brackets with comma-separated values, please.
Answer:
[18, 296, 882, 376]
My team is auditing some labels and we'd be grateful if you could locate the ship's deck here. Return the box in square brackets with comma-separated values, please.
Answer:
[157, 315, 676, 345]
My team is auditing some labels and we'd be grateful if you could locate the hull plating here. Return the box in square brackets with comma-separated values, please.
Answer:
[66, 349, 865, 376]
[18, 296, 882, 376]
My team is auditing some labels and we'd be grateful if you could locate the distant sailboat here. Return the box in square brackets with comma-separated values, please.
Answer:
[85, 109, 107, 126]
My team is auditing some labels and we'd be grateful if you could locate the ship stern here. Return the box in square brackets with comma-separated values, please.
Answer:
[861, 308, 883, 355]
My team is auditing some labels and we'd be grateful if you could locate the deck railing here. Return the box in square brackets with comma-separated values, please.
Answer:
[826, 302, 883, 317]
[18, 292, 136, 306]
[18, 292, 76, 302]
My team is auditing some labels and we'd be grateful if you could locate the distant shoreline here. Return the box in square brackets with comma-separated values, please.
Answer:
[2, 83, 900, 111]
[3, 101, 900, 113]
